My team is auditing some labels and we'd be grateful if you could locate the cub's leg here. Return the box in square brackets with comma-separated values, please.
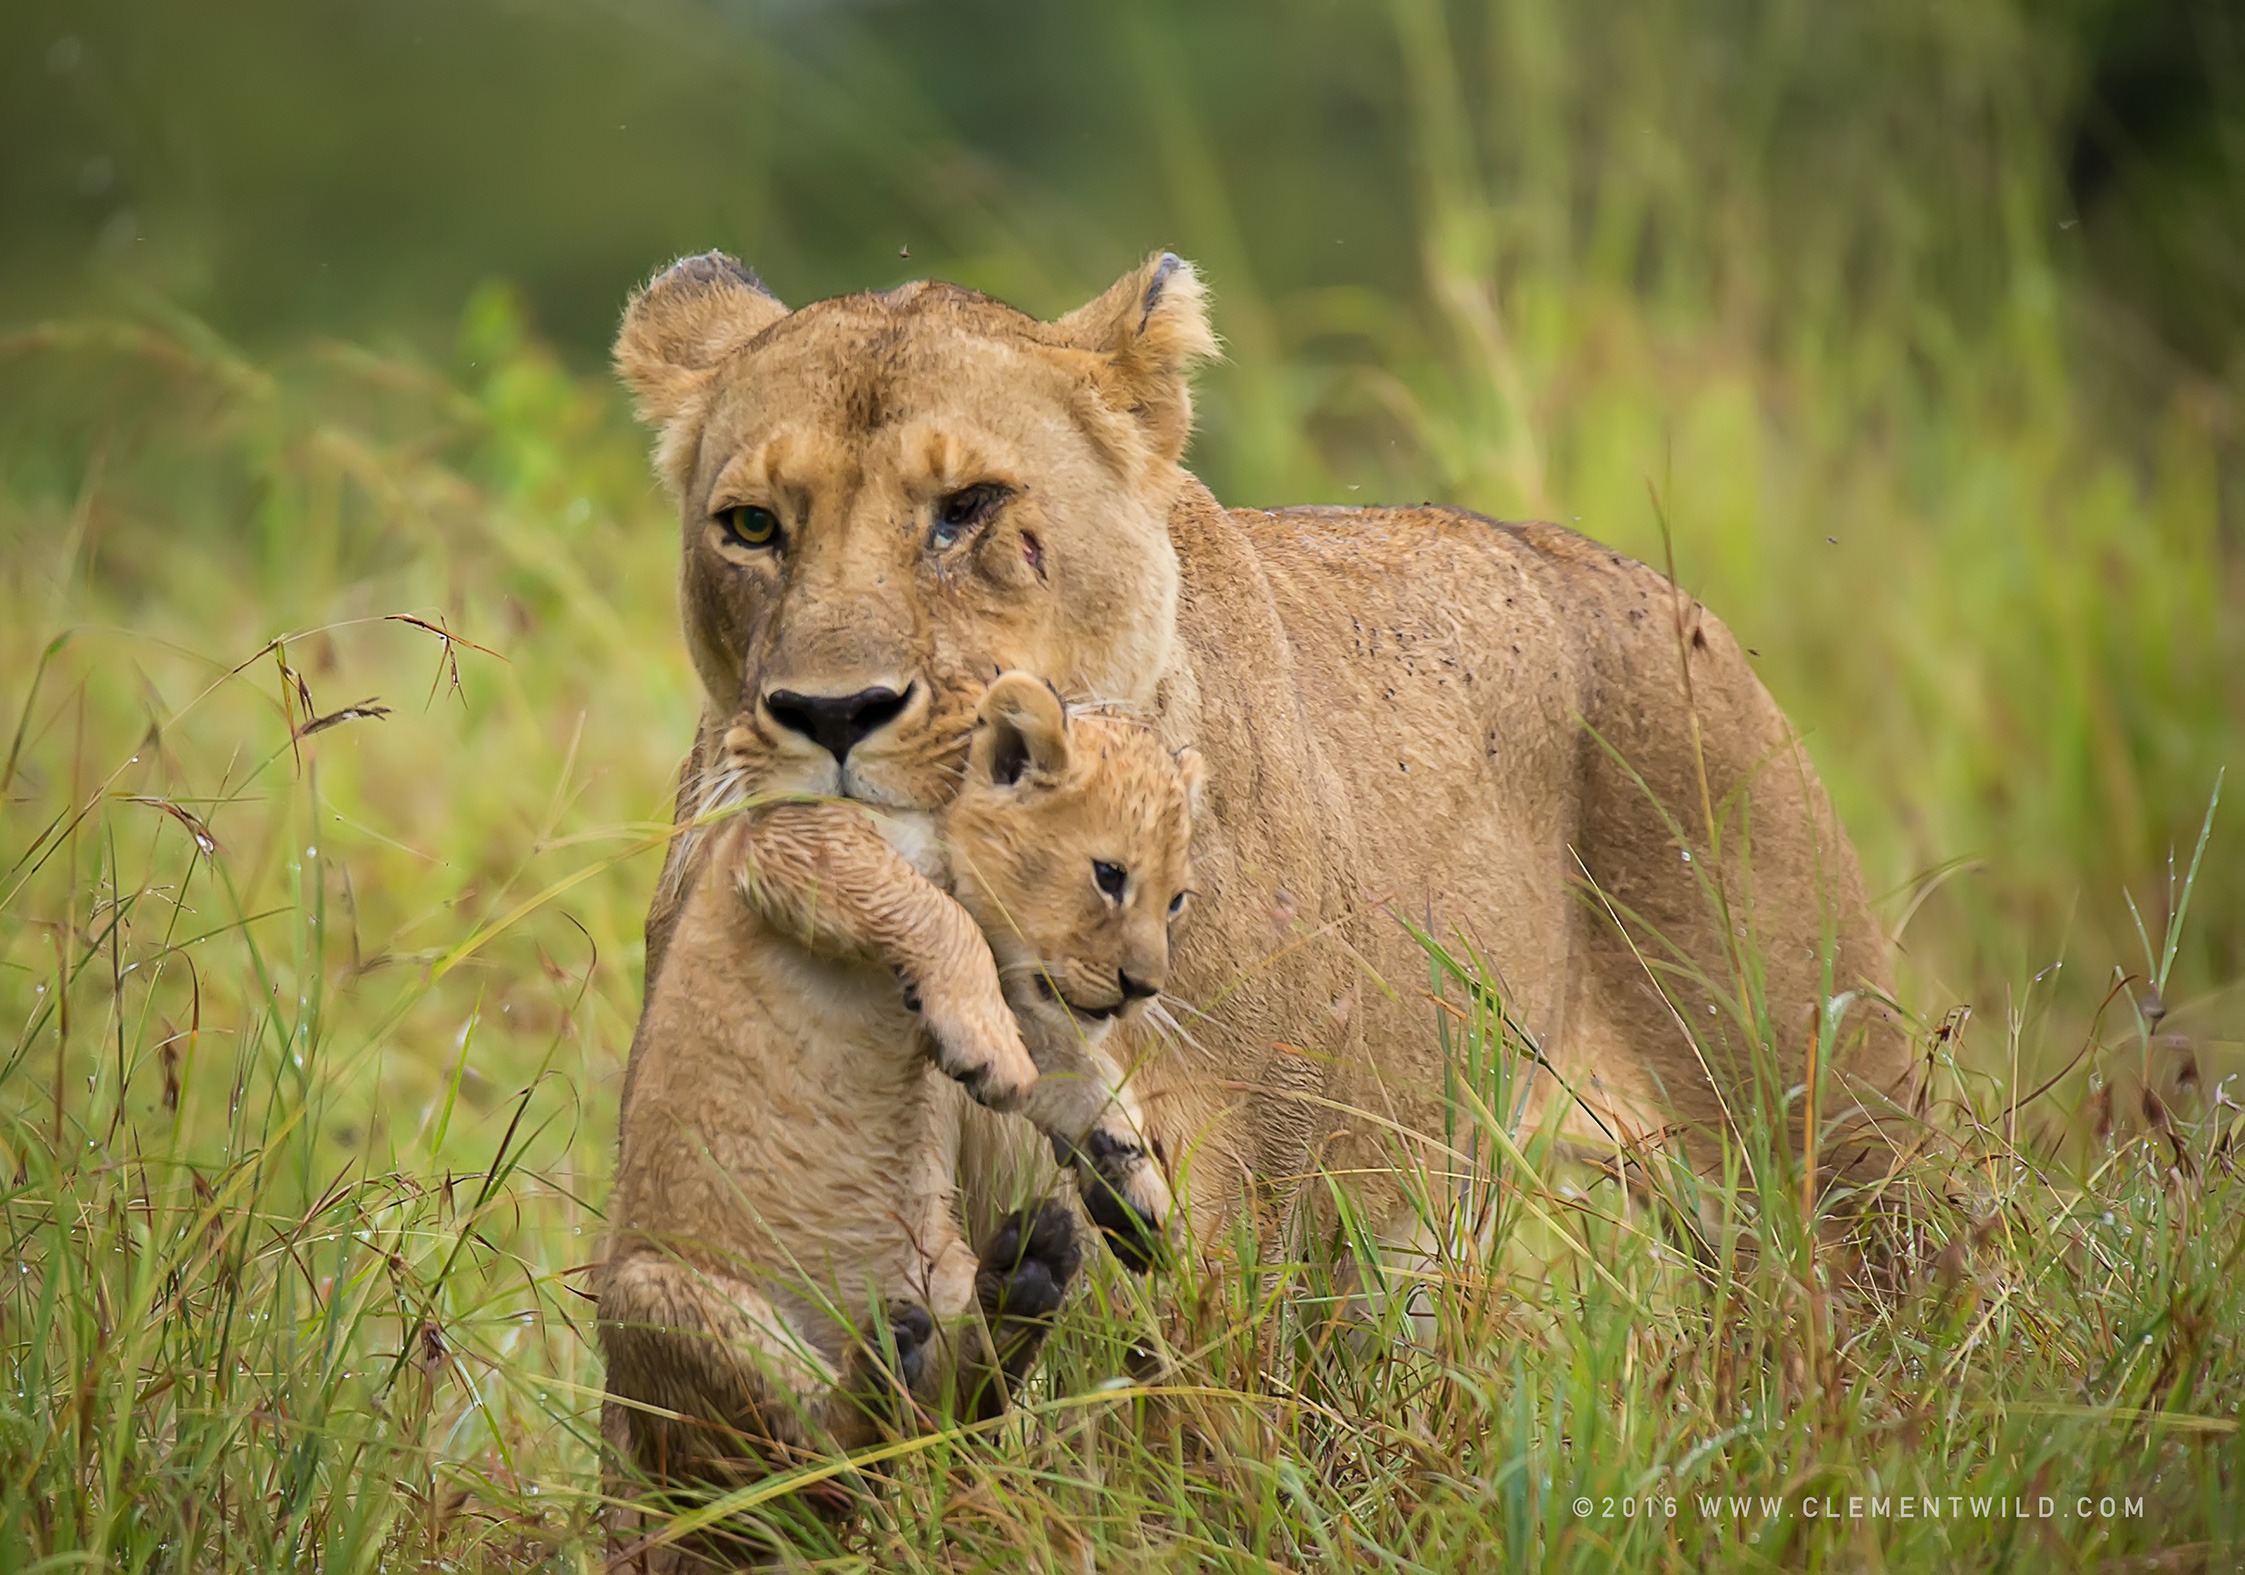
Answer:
[600, 1251, 838, 1482]
[730, 805, 1038, 1112]
[968, 1200, 1086, 1416]
[1020, 1038, 1173, 1273]
[732, 806, 1175, 1266]
[598, 1252, 953, 1478]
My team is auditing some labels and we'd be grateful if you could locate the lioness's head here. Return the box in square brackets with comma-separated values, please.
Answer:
[943, 672, 1201, 1039]
[616, 251, 1215, 811]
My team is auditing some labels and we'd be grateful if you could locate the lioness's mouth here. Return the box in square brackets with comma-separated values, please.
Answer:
[1033, 974, 1127, 1021]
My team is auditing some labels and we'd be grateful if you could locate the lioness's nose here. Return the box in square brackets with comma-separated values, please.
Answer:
[763, 684, 912, 763]
[1117, 969, 1161, 1002]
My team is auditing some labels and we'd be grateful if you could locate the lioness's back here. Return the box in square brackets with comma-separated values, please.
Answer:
[1209, 501, 1909, 1181]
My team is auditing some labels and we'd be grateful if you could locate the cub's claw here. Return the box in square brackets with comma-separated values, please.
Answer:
[849, 1299, 937, 1435]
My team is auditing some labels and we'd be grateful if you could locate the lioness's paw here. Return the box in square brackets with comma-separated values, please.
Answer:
[908, 977, 1038, 1112]
[1070, 1128, 1173, 1275]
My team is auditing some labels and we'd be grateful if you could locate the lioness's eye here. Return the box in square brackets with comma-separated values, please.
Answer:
[718, 505, 782, 550]
[1092, 860, 1127, 901]
[930, 482, 1009, 550]
[1168, 892, 1186, 917]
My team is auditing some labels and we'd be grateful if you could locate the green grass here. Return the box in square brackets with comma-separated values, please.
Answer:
[3, 0, 2243, 1566]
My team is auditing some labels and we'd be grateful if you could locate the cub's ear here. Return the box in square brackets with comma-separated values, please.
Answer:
[614, 252, 789, 433]
[1173, 746, 1206, 819]
[973, 672, 1071, 788]
[1054, 251, 1217, 468]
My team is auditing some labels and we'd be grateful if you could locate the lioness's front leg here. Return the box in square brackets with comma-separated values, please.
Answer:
[730, 805, 1038, 1112]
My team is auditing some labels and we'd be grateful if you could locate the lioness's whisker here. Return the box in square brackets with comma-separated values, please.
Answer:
[696, 761, 751, 819]
[1145, 999, 1216, 1064]
[1152, 993, 1221, 1026]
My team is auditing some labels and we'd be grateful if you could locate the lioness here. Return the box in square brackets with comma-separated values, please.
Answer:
[614, 248, 1914, 1257]
[599, 673, 1200, 1533]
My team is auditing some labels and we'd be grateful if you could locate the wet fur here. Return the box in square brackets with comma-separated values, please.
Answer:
[598, 679, 1196, 1543]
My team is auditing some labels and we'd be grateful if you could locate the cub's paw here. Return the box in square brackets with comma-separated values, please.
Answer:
[965, 1201, 1082, 1422]
[975, 1199, 1084, 1327]
[880, 1299, 936, 1394]
[903, 970, 1038, 1113]
[1067, 1128, 1173, 1275]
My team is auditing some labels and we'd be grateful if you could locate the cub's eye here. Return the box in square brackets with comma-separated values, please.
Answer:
[1092, 860, 1127, 901]
[718, 505, 782, 550]
[1168, 891, 1187, 917]
[929, 482, 1010, 550]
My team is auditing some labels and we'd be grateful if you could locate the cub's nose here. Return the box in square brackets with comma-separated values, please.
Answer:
[763, 684, 912, 763]
[1117, 969, 1161, 1002]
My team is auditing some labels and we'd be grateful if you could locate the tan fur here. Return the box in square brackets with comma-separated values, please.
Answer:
[619, 247, 1916, 1255]
[599, 675, 1197, 1547]
[599, 808, 991, 1505]
[948, 676, 1200, 1247]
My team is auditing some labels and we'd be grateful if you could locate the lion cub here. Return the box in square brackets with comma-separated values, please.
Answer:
[599, 672, 1200, 1500]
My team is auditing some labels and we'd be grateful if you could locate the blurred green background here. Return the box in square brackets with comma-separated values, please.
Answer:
[2, 3, 2242, 1562]
[7, 0, 2239, 1027]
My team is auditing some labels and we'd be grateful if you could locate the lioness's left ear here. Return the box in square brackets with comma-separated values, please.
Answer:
[972, 672, 1071, 787]
[1055, 252, 1217, 468]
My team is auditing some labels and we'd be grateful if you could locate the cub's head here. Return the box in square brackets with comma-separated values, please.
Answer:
[943, 673, 1201, 1039]
[616, 251, 1216, 814]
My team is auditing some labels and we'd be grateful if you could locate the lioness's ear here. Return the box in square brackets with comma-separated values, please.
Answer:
[1055, 251, 1217, 468]
[614, 252, 789, 432]
[973, 672, 1071, 788]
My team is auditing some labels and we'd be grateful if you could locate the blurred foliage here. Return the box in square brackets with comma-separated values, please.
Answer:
[4, 0, 2242, 385]
[1, 0, 2243, 1565]
[3, 0, 2239, 1024]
